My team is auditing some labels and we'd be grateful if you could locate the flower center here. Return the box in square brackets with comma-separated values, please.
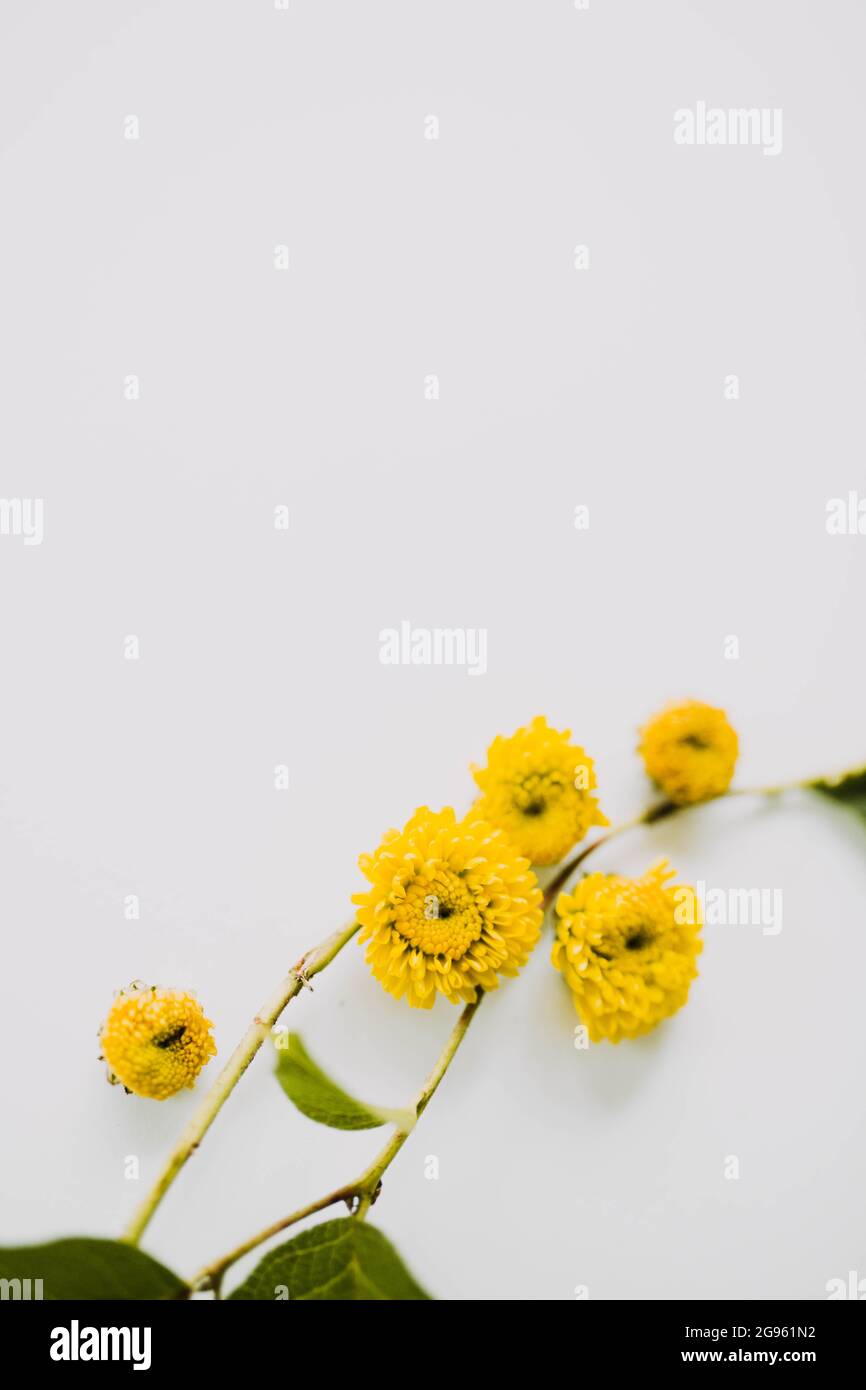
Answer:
[512, 771, 566, 819]
[625, 928, 652, 951]
[394, 870, 484, 959]
[592, 918, 657, 961]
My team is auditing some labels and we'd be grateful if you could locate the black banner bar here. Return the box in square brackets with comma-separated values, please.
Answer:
[2, 1298, 862, 1373]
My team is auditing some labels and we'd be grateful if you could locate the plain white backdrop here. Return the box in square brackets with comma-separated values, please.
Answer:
[1, 0, 865, 1299]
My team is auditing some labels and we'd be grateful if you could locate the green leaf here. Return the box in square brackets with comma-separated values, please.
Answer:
[811, 767, 866, 821]
[227, 1217, 431, 1300]
[0, 1238, 187, 1300]
[273, 1032, 415, 1131]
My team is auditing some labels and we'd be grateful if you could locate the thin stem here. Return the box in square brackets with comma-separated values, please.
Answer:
[194, 1184, 360, 1293]
[192, 994, 482, 1291]
[542, 812, 648, 908]
[123, 917, 360, 1247]
[542, 811, 656, 909]
[354, 992, 481, 1199]
[543, 781, 798, 909]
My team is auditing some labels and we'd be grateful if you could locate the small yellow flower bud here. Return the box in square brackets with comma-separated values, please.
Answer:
[471, 715, 607, 865]
[552, 862, 702, 1043]
[100, 984, 216, 1100]
[639, 699, 738, 804]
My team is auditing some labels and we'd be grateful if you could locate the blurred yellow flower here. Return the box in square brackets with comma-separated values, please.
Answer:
[552, 863, 702, 1043]
[639, 699, 738, 804]
[471, 715, 607, 865]
[353, 806, 542, 1008]
[100, 985, 216, 1099]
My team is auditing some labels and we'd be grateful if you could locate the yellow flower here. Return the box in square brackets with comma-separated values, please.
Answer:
[639, 699, 738, 804]
[552, 863, 701, 1043]
[100, 984, 216, 1099]
[471, 715, 607, 865]
[353, 806, 543, 1008]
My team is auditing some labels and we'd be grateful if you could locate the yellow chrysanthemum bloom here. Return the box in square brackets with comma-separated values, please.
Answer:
[100, 984, 216, 1099]
[552, 863, 702, 1043]
[639, 699, 739, 804]
[471, 716, 607, 866]
[353, 806, 543, 1008]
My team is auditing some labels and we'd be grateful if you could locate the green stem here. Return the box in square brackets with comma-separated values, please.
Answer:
[543, 782, 798, 909]
[542, 808, 667, 908]
[123, 917, 360, 1247]
[354, 992, 480, 1199]
[192, 994, 482, 1292]
[194, 1184, 360, 1295]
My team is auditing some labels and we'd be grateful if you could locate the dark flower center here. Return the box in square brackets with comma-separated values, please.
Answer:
[522, 799, 546, 817]
[155, 1026, 187, 1049]
[625, 929, 652, 951]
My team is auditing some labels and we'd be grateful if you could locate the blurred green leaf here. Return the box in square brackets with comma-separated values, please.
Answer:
[810, 767, 866, 821]
[0, 1238, 187, 1300]
[228, 1218, 431, 1300]
[273, 1032, 414, 1131]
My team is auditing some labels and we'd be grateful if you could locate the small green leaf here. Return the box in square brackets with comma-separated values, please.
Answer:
[273, 1032, 415, 1131]
[0, 1238, 187, 1300]
[811, 767, 866, 821]
[227, 1217, 431, 1300]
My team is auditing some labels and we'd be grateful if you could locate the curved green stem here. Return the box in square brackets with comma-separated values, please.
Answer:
[353, 991, 480, 1197]
[194, 1184, 360, 1294]
[192, 994, 482, 1292]
[123, 917, 360, 1247]
[543, 782, 799, 910]
[542, 805, 675, 908]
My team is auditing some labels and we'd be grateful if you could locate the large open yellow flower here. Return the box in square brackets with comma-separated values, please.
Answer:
[353, 806, 543, 1008]
[471, 715, 607, 865]
[639, 699, 738, 804]
[100, 985, 216, 1099]
[552, 863, 701, 1043]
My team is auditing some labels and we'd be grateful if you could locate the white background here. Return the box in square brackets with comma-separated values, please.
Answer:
[1, 0, 865, 1299]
